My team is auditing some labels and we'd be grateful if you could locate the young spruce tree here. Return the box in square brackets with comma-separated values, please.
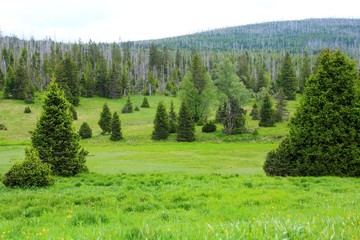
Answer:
[177, 100, 195, 142]
[110, 112, 123, 141]
[259, 93, 276, 127]
[98, 103, 112, 134]
[31, 81, 88, 176]
[168, 100, 178, 133]
[264, 50, 360, 177]
[152, 101, 169, 140]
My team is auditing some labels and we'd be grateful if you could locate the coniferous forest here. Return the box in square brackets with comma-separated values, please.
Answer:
[0, 18, 360, 239]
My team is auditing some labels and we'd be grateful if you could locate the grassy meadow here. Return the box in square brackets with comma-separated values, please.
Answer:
[0, 93, 359, 239]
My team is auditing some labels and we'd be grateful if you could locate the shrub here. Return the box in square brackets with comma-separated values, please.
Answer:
[202, 121, 217, 133]
[24, 106, 31, 113]
[79, 122, 92, 139]
[0, 123, 7, 131]
[134, 106, 140, 111]
[2, 148, 54, 188]
[141, 97, 150, 108]
[121, 96, 133, 113]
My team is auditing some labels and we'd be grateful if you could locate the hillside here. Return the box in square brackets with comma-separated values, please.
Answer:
[138, 18, 360, 55]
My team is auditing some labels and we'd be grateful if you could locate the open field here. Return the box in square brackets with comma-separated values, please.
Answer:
[0, 94, 359, 239]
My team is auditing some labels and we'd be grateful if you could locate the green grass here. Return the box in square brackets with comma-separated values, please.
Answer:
[0, 94, 359, 239]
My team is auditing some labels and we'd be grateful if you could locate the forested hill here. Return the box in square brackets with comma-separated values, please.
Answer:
[137, 18, 360, 55]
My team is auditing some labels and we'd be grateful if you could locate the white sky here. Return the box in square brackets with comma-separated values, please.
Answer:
[0, 0, 359, 42]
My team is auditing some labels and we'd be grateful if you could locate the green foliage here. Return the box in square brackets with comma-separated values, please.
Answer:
[31, 81, 88, 176]
[264, 50, 360, 177]
[2, 148, 53, 188]
[250, 103, 260, 120]
[275, 88, 288, 122]
[55, 54, 80, 106]
[215, 102, 227, 123]
[168, 100, 178, 133]
[276, 52, 297, 100]
[24, 84, 35, 104]
[299, 52, 312, 93]
[259, 93, 276, 127]
[98, 103, 112, 134]
[215, 58, 250, 134]
[24, 106, 32, 114]
[121, 96, 134, 113]
[180, 53, 214, 123]
[177, 100, 195, 142]
[152, 101, 169, 140]
[134, 106, 140, 111]
[202, 121, 217, 133]
[110, 112, 123, 141]
[69, 105, 78, 120]
[79, 122, 92, 139]
[141, 96, 150, 108]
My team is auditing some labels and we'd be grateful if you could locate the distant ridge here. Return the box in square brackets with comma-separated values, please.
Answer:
[137, 18, 360, 55]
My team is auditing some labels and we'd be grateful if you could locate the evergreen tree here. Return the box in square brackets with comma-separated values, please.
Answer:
[121, 96, 134, 113]
[275, 88, 288, 122]
[141, 96, 150, 108]
[24, 84, 35, 104]
[30, 81, 88, 176]
[0, 64, 4, 90]
[250, 103, 260, 120]
[108, 62, 122, 99]
[215, 101, 227, 123]
[180, 53, 214, 123]
[98, 103, 112, 134]
[264, 50, 360, 177]
[2, 148, 54, 188]
[299, 52, 312, 93]
[259, 93, 276, 127]
[276, 52, 297, 100]
[110, 112, 123, 141]
[152, 101, 169, 140]
[55, 54, 80, 106]
[79, 122, 92, 139]
[12, 48, 29, 100]
[177, 100, 195, 142]
[237, 52, 252, 89]
[69, 105, 78, 120]
[168, 100, 178, 133]
[256, 63, 268, 92]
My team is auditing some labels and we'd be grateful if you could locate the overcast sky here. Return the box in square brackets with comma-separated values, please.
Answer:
[0, 0, 359, 42]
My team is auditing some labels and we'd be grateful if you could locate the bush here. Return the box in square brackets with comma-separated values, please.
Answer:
[121, 96, 134, 113]
[202, 121, 217, 133]
[134, 106, 140, 111]
[2, 148, 54, 188]
[0, 123, 7, 131]
[141, 97, 150, 108]
[78, 122, 92, 139]
[24, 106, 31, 113]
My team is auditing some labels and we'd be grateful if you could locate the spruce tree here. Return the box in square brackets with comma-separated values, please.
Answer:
[98, 103, 112, 134]
[177, 100, 195, 142]
[299, 52, 312, 93]
[276, 52, 297, 100]
[141, 96, 150, 108]
[55, 54, 80, 106]
[152, 101, 169, 140]
[250, 103, 260, 120]
[264, 50, 360, 177]
[168, 100, 178, 133]
[259, 93, 276, 127]
[79, 122, 92, 139]
[31, 81, 88, 176]
[121, 96, 134, 113]
[275, 88, 288, 122]
[110, 112, 123, 141]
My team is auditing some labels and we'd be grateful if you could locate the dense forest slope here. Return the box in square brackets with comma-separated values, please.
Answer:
[138, 18, 360, 55]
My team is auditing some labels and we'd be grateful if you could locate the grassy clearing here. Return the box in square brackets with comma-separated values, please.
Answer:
[0, 94, 359, 239]
[0, 174, 359, 239]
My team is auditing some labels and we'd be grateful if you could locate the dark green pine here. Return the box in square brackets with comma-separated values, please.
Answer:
[152, 101, 169, 140]
[177, 100, 195, 142]
[98, 103, 112, 134]
[110, 112, 123, 141]
[259, 93, 276, 127]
